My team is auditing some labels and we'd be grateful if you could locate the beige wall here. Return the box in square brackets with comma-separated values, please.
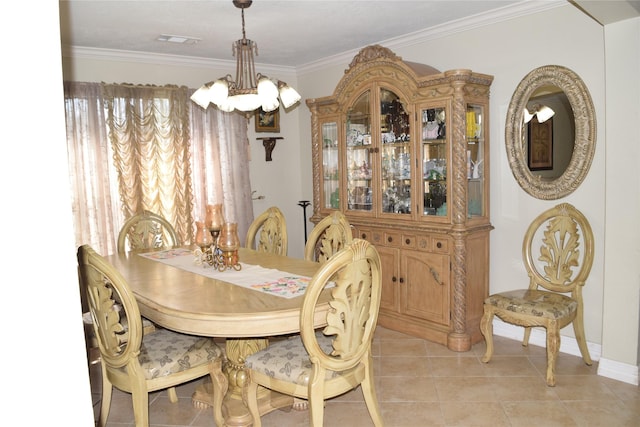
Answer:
[601, 17, 640, 378]
[62, 4, 640, 384]
[299, 4, 607, 334]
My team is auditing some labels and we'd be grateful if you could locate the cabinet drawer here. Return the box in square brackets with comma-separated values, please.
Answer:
[357, 228, 385, 246]
[433, 237, 448, 253]
[354, 227, 371, 241]
[401, 234, 417, 249]
[384, 232, 402, 247]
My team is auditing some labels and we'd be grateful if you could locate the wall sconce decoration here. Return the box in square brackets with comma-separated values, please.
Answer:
[257, 137, 283, 161]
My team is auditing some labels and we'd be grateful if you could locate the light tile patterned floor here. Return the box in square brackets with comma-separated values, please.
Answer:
[89, 326, 640, 426]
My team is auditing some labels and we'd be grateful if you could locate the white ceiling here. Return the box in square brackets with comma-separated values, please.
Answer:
[59, 1, 640, 68]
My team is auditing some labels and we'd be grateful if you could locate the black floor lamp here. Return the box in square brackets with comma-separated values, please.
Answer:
[297, 200, 311, 244]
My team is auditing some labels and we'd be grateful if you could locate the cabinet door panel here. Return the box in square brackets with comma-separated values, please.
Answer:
[402, 250, 449, 325]
[321, 120, 340, 210]
[377, 246, 399, 313]
[346, 90, 373, 213]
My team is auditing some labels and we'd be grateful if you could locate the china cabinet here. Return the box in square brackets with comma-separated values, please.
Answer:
[306, 45, 493, 351]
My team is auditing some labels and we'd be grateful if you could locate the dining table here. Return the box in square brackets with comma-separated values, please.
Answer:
[105, 246, 328, 427]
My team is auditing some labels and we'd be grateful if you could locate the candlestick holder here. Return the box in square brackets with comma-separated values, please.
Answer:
[218, 222, 242, 271]
[194, 221, 241, 271]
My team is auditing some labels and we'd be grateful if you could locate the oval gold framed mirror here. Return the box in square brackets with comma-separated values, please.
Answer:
[505, 65, 596, 199]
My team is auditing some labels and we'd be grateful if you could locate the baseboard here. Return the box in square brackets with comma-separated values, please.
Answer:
[597, 357, 639, 386]
[492, 319, 639, 386]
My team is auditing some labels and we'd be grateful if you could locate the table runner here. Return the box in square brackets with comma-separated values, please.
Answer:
[139, 248, 311, 299]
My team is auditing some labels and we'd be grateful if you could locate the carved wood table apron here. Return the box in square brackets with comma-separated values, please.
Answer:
[105, 247, 326, 427]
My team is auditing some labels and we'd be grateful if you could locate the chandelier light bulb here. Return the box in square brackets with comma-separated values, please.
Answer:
[524, 107, 534, 124]
[190, 81, 214, 109]
[278, 81, 302, 109]
[230, 93, 262, 112]
[524, 104, 555, 124]
[209, 79, 230, 105]
[258, 77, 279, 112]
[536, 105, 555, 123]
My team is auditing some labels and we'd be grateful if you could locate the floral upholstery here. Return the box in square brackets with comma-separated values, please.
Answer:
[134, 329, 223, 379]
[244, 331, 342, 385]
[485, 289, 577, 320]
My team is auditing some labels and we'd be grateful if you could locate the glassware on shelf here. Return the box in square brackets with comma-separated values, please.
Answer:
[466, 104, 485, 218]
[321, 122, 339, 209]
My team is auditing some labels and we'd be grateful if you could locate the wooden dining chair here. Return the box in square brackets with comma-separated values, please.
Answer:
[242, 238, 384, 426]
[117, 210, 180, 254]
[78, 245, 227, 427]
[245, 206, 288, 255]
[479, 203, 594, 386]
[304, 211, 353, 263]
[116, 210, 180, 334]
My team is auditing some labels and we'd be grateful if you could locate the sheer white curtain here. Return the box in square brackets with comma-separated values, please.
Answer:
[189, 100, 254, 240]
[65, 82, 121, 255]
[64, 81, 253, 255]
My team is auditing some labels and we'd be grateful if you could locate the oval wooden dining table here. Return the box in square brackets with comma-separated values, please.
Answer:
[105, 246, 328, 427]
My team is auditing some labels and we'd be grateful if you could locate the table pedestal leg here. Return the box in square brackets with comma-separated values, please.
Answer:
[192, 338, 296, 426]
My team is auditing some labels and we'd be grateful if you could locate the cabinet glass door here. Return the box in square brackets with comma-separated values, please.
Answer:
[466, 104, 485, 217]
[321, 121, 339, 209]
[420, 107, 447, 216]
[380, 88, 411, 215]
[346, 91, 372, 211]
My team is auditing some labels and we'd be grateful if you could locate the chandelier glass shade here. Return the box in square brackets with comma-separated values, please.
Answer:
[191, 0, 301, 113]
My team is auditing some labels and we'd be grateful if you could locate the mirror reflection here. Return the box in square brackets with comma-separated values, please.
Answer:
[525, 87, 575, 179]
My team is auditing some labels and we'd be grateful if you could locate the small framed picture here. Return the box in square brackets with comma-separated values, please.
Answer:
[255, 107, 280, 133]
[527, 116, 553, 170]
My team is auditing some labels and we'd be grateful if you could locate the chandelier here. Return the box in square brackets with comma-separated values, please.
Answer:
[190, 0, 301, 113]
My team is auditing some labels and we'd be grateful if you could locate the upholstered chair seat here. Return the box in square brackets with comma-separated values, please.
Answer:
[128, 328, 223, 379]
[244, 331, 341, 385]
[484, 290, 578, 319]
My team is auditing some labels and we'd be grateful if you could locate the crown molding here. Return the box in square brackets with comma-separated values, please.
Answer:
[62, 1, 565, 76]
[297, 0, 566, 74]
[61, 45, 298, 76]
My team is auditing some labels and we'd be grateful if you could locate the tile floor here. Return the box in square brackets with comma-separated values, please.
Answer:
[89, 326, 640, 426]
